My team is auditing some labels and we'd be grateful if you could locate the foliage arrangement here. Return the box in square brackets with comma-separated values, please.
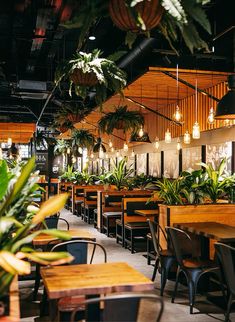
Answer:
[71, 129, 95, 152]
[53, 117, 74, 134]
[55, 102, 94, 124]
[98, 105, 144, 134]
[61, 0, 211, 53]
[55, 49, 127, 107]
[59, 165, 75, 183]
[54, 139, 70, 155]
[0, 158, 73, 297]
[130, 173, 155, 190]
[109, 157, 134, 190]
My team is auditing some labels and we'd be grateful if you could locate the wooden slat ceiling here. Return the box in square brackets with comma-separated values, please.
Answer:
[73, 67, 231, 135]
[0, 123, 36, 143]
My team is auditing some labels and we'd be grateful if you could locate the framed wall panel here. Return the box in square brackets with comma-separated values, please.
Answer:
[182, 146, 201, 171]
[88, 160, 93, 174]
[163, 150, 179, 178]
[92, 160, 98, 175]
[148, 152, 161, 177]
[206, 141, 232, 174]
[126, 156, 135, 177]
[103, 158, 110, 172]
[136, 153, 147, 175]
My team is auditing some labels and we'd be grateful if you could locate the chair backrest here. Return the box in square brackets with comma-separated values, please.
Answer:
[214, 242, 235, 295]
[51, 240, 107, 265]
[148, 220, 168, 256]
[165, 226, 193, 268]
[70, 292, 164, 322]
[45, 216, 70, 230]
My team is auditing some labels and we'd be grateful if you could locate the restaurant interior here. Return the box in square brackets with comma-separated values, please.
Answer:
[0, 0, 235, 321]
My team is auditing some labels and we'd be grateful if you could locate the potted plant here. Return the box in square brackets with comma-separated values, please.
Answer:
[110, 157, 134, 191]
[56, 102, 94, 124]
[71, 129, 95, 153]
[59, 165, 75, 183]
[0, 158, 73, 315]
[54, 139, 70, 155]
[53, 118, 74, 134]
[98, 105, 144, 134]
[55, 49, 127, 107]
[96, 172, 113, 190]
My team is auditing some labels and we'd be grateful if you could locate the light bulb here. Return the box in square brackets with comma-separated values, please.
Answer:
[131, 150, 135, 157]
[99, 147, 104, 159]
[0, 147, 2, 159]
[138, 126, 144, 137]
[88, 35, 96, 40]
[183, 131, 191, 144]
[108, 140, 113, 148]
[7, 137, 12, 146]
[105, 153, 109, 159]
[72, 156, 76, 163]
[173, 106, 182, 122]
[111, 147, 114, 153]
[116, 150, 120, 157]
[90, 152, 94, 159]
[78, 147, 83, 154]
[165, 129, 171, 143]
[192, 122, 200, 139]
[176, 138, 181, 151]
[67, 147, 70, 154]
[1, 142, 5, 148]
[123, 142, 128, 152]
[207, 107, 215, 124]
[154, 137, 160, 149]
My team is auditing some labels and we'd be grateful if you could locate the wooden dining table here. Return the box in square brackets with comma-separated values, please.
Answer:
[135, 209, 159, 222]
[173, 221, 235, 258]
[33, 229, 95, 246]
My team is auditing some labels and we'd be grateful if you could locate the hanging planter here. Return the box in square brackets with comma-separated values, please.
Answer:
[108, 0, 164, 33]
[69, 69, 98, 87]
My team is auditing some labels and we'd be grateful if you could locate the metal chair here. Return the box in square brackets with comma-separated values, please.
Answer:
[70, 293, 164, 322]
[45, 216, 70, 230]
[214, 242, 235, 322]
[165, 226, 220, 314]
[148, 220, 176, 296]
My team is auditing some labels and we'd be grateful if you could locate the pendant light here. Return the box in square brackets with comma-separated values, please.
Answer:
[131, 150, 135, 157]
[67, 147, 71, 154]
[105, 153, 109, 159]
[90, 152, 94, 159]
[78, 147, 83, 154]
[108, 140, 113, 148]
[176, 137, 181, 150]
[154, 136, 160, 149]
[183, 130, 191, 144]
[138, 126, 144, 137]
[215, 75, 235, 119]
[7, 137, 12, 147]
[116, 150, 120, 158]
[111, 146, 114, 153]
[192, 79, 200, 139]
[165, 128, 171, 143]
[173, 64, 182, 122]
[207, 107, 215, 124]
[123, 142, 128, 152]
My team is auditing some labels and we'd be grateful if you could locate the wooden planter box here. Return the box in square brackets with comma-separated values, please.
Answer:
[159, 203, 235, 257]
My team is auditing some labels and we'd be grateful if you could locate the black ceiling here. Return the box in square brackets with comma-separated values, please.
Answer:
[0, 0, 234, 126]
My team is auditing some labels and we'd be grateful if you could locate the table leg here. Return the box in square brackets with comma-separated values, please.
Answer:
[200, 235, 209, 260]
[86, 295, 101, 322]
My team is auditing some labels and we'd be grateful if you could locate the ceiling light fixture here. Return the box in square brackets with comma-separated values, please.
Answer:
[131, 150, 135, 157]
[192, 79, 200, 139]
[207, 107, 215, 124]
[173, 64, 182, 122]
[154, 136, 160, 149]
[123, 142, 128, 152]
[176, 137, 181, 151]
[183, 130, 191, 144]
[165, 128, 171, 143]
[215, 75, 235, 119]
[138, 126, 144, 137]
[7, 137, 12, 146]
[88, 35, 96, 40]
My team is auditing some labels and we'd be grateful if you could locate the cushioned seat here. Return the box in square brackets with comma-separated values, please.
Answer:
[125, 222, 149, 229]
[124, 222, 150, 253]
[103, 212, 122, 237]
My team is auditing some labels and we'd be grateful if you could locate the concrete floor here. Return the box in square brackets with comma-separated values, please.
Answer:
[19, 209, 235, 321]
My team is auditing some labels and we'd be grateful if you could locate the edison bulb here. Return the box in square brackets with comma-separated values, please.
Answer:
[138, 127, 144, 137]
[192, 122, 200, 139]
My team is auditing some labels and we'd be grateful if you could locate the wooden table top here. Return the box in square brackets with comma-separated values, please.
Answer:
[173, 222, 235, 242]
[41, 262, 154, 299]
[33, 229, 95, 246]
[135, 209, 159, 217]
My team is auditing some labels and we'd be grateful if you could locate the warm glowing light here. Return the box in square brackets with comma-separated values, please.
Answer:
[108, 140, 113, 148]
[0, 147, 2, 159]
[1, 142, 5, 148]
[165, 129, 171, 143]
[99, 147, 104, 159]
[207, 107, 215, 124]
[89, 35, 96, 40]
[90, 152, 94, 159]
[131, 150, 135, 157]
[116, 150, 120, 157]
[176, 138, 181, 151]
[78, 147, 83, 154]
[105, 153, 109, 159]
[224, 119, 231, 127]
[183, 131, 191, 144]
[173, 106, 182, 122]
[192, 122, 200, 139]
[7, 137, 12, 146]
[154, 137, 160, 149]
[72, 156, 76, 163]
[138, 126, 144, 137]
[67, 147, 70, 154]
[123, 142, 128, 152]
[111, 147, 114, 153]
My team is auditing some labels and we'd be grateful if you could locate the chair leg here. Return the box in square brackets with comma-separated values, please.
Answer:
[172, 266, 180, 303]
[33, 263, 41, 301]
[152, 258, 159, 281]
[188, 279, 195, 314]
[225, 293, 233, 322]
[160, 267, 168, 296]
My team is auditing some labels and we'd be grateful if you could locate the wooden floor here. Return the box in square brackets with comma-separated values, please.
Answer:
[19, 209, 235, 322]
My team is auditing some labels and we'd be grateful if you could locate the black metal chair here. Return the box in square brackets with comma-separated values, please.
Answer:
[165, 226, 220, 314]
[45, 216, 70, 230]
[214, 242, 235, 322]
[70, 293, 164, 322]
[148, 220, 176, 296]
[51, 240, 107, 321]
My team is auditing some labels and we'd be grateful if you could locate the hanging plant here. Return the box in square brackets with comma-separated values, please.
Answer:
[57, 102, 94, 124]
[55, 49, 127, 107]
[53, 117, 74, 134]
[98, 105, 144, 134]
[54, 139, 70, 155]
[71, 129, 95, 151]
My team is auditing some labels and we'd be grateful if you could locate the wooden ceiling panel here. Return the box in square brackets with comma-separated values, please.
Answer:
[0, 122, 36, 143]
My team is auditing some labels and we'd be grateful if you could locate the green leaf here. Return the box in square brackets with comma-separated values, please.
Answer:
[0, 160, 10, 200]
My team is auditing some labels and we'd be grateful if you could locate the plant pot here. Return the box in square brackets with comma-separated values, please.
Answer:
[0, 294, 9, 317]
[69, 69, 98, 86]
[67, 113, 83, 123]
[115, 120, 125, 130]
[58, 126, 68, 133]
[109, 0, 164, 33]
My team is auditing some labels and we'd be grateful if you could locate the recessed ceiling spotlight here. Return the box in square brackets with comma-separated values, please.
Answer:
[89, 36, 96, 41]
